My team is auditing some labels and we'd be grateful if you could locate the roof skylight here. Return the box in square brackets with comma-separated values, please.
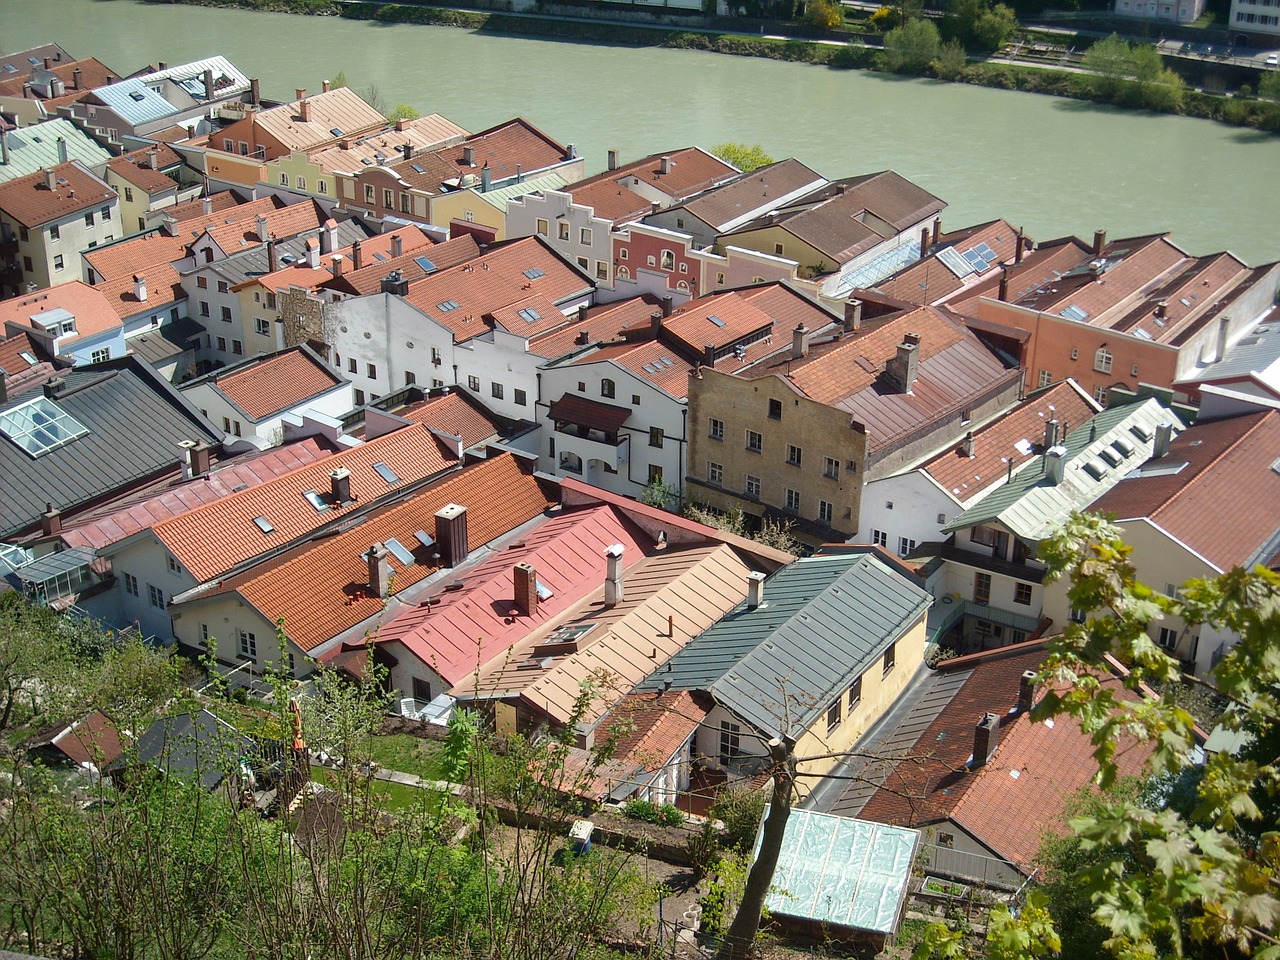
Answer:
[302, 489, 329, 512]
[372, 461, 399, 485]
[0, 396, 88, 458]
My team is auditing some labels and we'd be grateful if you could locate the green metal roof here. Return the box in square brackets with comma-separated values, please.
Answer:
[756, 806, 918, 935]
[0, 119, 111, 184]
[475, 171, 569, 210]
[942, 398, 1182, 542]
[637, 549, 931, 740]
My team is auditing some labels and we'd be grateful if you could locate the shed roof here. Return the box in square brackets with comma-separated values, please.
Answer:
[547, 393, 631, 433]
[201, 347, 343, 421]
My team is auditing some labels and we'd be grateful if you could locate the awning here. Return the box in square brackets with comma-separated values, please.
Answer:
[548, 393, 631, 434]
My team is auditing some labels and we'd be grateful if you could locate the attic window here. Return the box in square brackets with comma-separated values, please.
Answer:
[436, 300, 460, 313]
[517, 307, 542, 323]
[252, 516, 275, 534]
[129, 91, 146, 102]
[372, 461, 399, 484]
[411, 163, 425, 174]
[707, 314, 726, 328]
[414, 256, 436, 272]
[544, 623, 593, 644]
[302, 489, 329, 512]
[18, 351, 37, 365]
[0, 396, 88, 457]
[330, 128, 344, 137]
[535, 580, 553, 601]
[522, 267, 545, 280]
[384, 536, 415, 566]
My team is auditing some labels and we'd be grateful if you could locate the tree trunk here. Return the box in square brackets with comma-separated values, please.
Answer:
[716, 738, 794, 960]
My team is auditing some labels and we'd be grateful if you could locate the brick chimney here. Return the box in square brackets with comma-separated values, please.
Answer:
[395, 117, 410, 132]
[1017, 670, 1038, 713]
[577, 303, 588, 323]
[365, 543, 390, 598]
[72, 66, 82, 90]
[380, 270, 408, 296]
[299, 99, 312, 123]
[603, 543, 625, 607]
[435, 503, 468, 567]
[331, 254, 344, 277]
[932, 216, 941, 248]
[886, 334, 921, 394]
[462, 145, 475, 167]
[513, 562, 538, 617]
[249, 78, 260, 105]
[662, 295, 673, 318]
[190, 442, 212, 477]
[329, 467, 351, 505]
[919, 226, 930, 259]
[267, 237, 278, 273]
[998, 264, 1009, 302]
[295, 87, 307, 101]
[133, 274, 147, 302]
[1015, 229, 1026, 264]
[322, 79, 332, 93]
[791, 323, 810, 360]
[747, 570, 765, 609]
[40, 502, 61, 537]
[203, 68, 215, 100]
[1093, 229, 1107, 257]
[972, 713, 1000, 767]
[844, 298, 862, 333]
[351, 239, 363, 271]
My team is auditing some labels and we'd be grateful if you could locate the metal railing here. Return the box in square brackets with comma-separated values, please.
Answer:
[917, 842, 1024, 891]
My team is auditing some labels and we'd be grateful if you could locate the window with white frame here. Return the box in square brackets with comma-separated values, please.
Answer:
[255, 318, 270, 336]
[707, 461, 724, 486]
[786, 444, 802, 467]
[1093, 385, 1109, 405]
[123, 573, 138, 596]
[709, 417, 724, 441]
[147, 584, 164, 608]
[898, 536, 916, 557]
[239, 629, 257, 658]
[819, 500, 833, 524]
[823, 456, 839, 480]
[1093, 347, 1113, 374]
[785, 488, 801, 512]
[1038, 369, 1053, 387]
[1157, 626, 1179, 650]
[746, 430, 762, 453]
[745, 474, 761, 499]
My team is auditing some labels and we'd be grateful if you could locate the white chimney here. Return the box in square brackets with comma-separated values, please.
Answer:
[256, 215, 269, 242]
[133, 274, 147, 302]
[603, 543, 625, 607]
[1153, 421, 1174, 458]
[747, 571, 765, 609]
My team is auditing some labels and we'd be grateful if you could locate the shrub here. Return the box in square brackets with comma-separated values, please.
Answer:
[622, 798, 684, 826]
[685, 820, 721, 879]
[710, 786, 767, 851]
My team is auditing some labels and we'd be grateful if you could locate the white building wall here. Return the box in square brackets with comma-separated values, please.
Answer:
[506, 189, 614, 288]
[181, 380, 354, 446]
[171, 595, 298, 677]
[855, 471, 958, 552]
[102, 534, 196, 643]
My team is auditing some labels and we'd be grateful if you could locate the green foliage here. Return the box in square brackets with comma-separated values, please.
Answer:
[933, 39, 970, 78]
[386, 102, 421, 122]
[710, 142, 776, 173]
[700, 850, 753, 938]
[804, 0, 844, 31]
[711, 786, 767, 851]
[684, 503, 800, 555]
[685, 818, 722, 879]
[881, 18, 943, 73]
[869, 5, 900, 30]
[622, 797, 685, 826]
[639, 475, 677, 510]
[1260, 69, 1280, 102]
[330, 69, 347, 89]
[440, 706, 477, 781]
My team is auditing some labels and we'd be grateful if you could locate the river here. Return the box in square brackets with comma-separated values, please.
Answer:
[4, 0, 1278, 264]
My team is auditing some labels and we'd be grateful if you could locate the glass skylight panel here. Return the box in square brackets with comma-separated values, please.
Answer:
[413, 529, 435, 549]
[18, 351, 36, 365]
[330, 127, 344, 137]
[384, 537, 416, 566]
[436, 300, 460, 312]
[253, 516, 275, 534]
[518, 307, 542, 323]
[372, 461, 399, 484]
[0, 396, 89, 458]
[535, 580, 553, 601]
[411, 163, 426, 174]
[414, 256, 436, 272]
[707, 314, 726, 328]
[302, 489, 329, 512]
[936, 246, 972, 278]
[523, 267, 545, 280]
[1060, 305, 1089, 322]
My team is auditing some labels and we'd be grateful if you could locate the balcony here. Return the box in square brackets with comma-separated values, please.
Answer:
[555, 428, 628, 472]
[936, 540, 1046, 584]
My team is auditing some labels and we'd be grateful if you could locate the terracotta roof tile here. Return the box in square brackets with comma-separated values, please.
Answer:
[529, 295, 663, 359]
[105, 144, 184, 195]
[663, 291, 774, 352]
[403, 236, 590, 344]
[211, 348, 343, 420]
[576, 338, 694, 397]
[0, 160, 116, 228]
[28, 710, 123, 767]
[0, 328, 58, 388]
[859, 645, 1150, 869]
[58, 438, 333, 553]
[875, 220, 1023, 305]
[204, 199, 328, 255]
[388, 117, 569, 192]
[487, 294, 573, 337]
[1093, 409, 1280, 570]
[231, 453, 551, 654]
[565, 146, 739, 223]
[0, 280, 123, 341]
[547, 392, 632, 432]
[327, 233, 480, 296]
[240, 226, 431, 294]
[306, 114, 469, 174]
[923, 380, 1099, 506]
[164, 190, 243, 223]
[151, 424, 457, 581]
[398, 391, 504, 447]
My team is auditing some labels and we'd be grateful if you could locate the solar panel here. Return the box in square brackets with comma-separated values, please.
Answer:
[372, 461, 399, 484]
[523, 268, 545, 280]
[413, 256, 435, 272]
[975, 242, 997, 261]
[963, 250, 989, 272]
[707, 314, 726, 328]
[384, 537, 416, 566]
[414, 530, 435, 549]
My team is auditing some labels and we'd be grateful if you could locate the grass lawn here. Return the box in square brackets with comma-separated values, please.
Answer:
[310, 764, 446, 813]
[366, 732, 447, 781]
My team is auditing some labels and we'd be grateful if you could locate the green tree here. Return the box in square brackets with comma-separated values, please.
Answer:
[1129, 42, 1164, 81]
[386, 102, 421, 122]
[1259, 69, 1280, 101]
[330, 70, 348, 89]
[881, 18, 943, 73]
[1082, 33, 1135, 97]
[639, 474, 678, 509]
[915, 512, 1280, 959]
[710, 142, 776, 173]
[972, 3, 1019, 53]
[933, 38, 969, 79]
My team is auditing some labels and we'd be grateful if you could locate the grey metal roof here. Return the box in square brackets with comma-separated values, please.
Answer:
[942, 398, 1183, 542]
[206, 219, 369, 286]
[143, 56, 250, 101]
[0, 119, 111, 183]
[126, 317, 204, 365]
[109, 709, 255, 791]
[637, 550, 931, 740]
[91, 79, 177, 127]
[476, 171, 569, 210]
[1184, 319, 1280, 387]
[0, 356, 221, 538]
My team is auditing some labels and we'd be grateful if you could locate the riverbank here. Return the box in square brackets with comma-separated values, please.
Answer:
[146, 0, 1280, 134]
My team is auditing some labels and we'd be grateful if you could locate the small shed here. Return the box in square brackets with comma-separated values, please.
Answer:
[753, 806, 919, 948]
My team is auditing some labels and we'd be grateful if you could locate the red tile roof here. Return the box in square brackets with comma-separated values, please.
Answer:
[0, 57, 118, 101]
[95, 261, 185, 319]
[106, 143, 184, 195]
[403, 236, 590, 344]
[874, 220, 1024, 306]
[0, 161, 116, 228]
[29, 710, 123, 767]
[859, 644, 1150, 870]
[375, 503, 647, 685]
[0, 328, 63, 397]
[529, 295, 663, 359]
[228, 453, 553, 654]
[388, 117, 569, 193]
[572, 338, 694, 397]
[565, 147, 740, 224]
[59, 438, 333, 552]
[663, 290, 774, 353]
[678, 158, 825, 231]
[211, 347, 343, 420]
[923, 380, 1099, 505]
[164, 190, 244, 224]
[547, 393, 632, 433]
[1092, 409, 1280, 570]
[398, 391, 504, 447]
[203, 199, 328, 255]
[0, 281, 122, 341]
[327, 232, 481, 296]
[150, 424, 457, 581]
